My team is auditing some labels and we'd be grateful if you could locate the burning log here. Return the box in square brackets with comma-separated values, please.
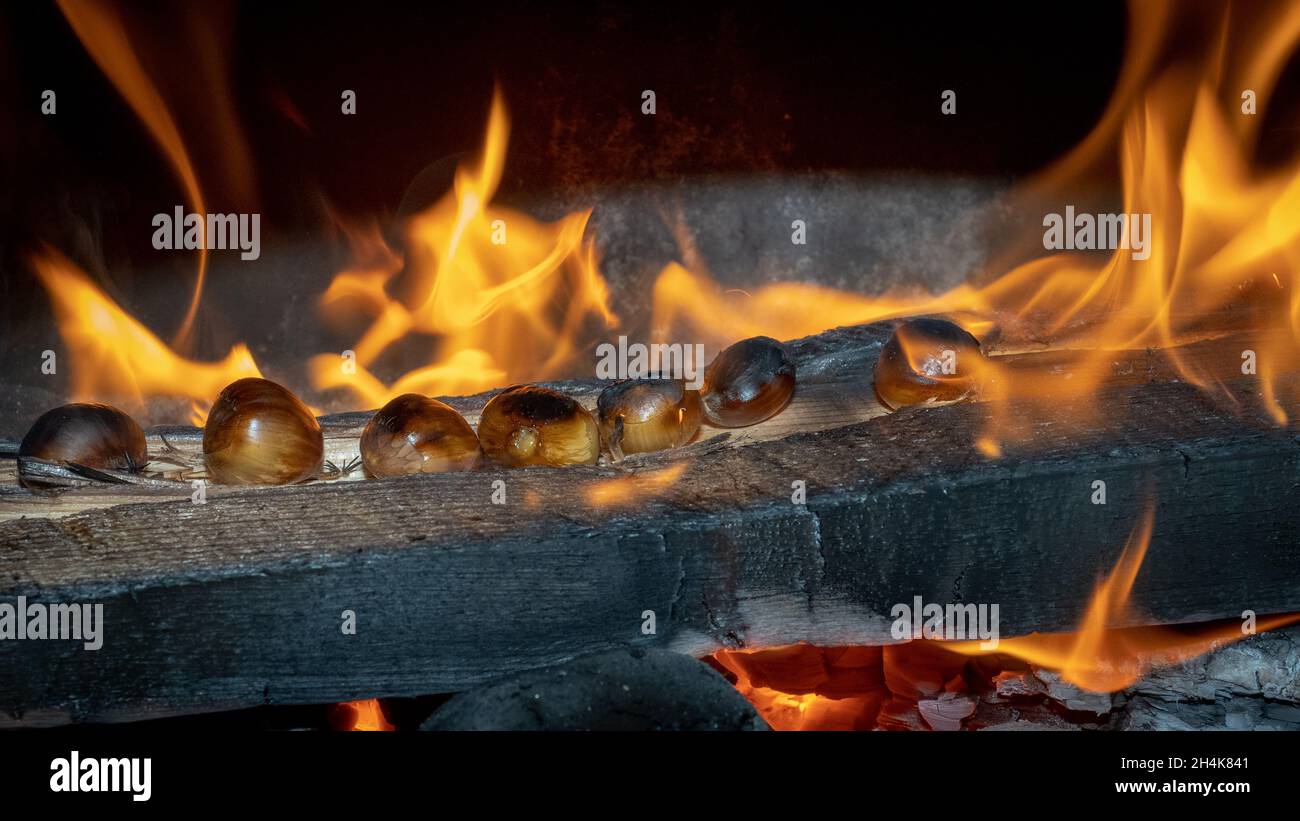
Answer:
[1, 319, 1298, 726]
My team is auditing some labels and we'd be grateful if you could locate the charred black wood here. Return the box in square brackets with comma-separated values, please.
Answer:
[0, 366, 1297, 725]
[420, 647, 767, 731]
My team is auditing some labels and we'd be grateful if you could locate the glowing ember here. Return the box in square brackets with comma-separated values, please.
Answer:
[584, 463, 688, 508]
[332, 699, 394, 732]
[942, 507, 1300, 691]
[716, 509, 1300, 730]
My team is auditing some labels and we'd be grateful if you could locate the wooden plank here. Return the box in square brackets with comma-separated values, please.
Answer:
[1, 349, 1297, 725]
[1, 323, 1291, 521]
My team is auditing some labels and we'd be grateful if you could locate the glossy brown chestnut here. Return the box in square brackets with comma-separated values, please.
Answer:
[873, 317, 985, 411]
[360, 394, 480, 477]
[18, 403, 147, 488]
[700, 336, 796, 427]
[477, 385, 599, 467]
[596, 378, 701, 460]
[203, 377, 324, 485]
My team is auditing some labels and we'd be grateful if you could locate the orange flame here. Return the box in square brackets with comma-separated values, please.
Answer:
[335, 699, 394, 732]
[30, 248, 263, 425]
[718, 507, 1300, 729]
[31, 1, 1300, 449]
[56, 0, 244, 350]
[944, 507, 1300, 691]
[647, 0, 1300, 452]
[313, 90, 617, 407]
[584, 463, 688, 508]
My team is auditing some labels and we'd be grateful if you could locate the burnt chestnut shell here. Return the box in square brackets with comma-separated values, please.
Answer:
[203, 377, 324, 485]
[477, 385, 599, 467]
[700, 336, 796, 427]
[18, 402, 147, 488]
[873, 317, 985, 411]
[360, 394, 481, 478]
[596, 378, 701, 460]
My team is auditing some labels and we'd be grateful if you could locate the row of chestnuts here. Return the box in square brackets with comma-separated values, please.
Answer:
[590, 335, 798, 462]
[355, 334, 799, 473]
[16, 334, 803, 490]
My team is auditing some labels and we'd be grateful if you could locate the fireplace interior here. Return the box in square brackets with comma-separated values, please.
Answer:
[2, 0, 1300, 732]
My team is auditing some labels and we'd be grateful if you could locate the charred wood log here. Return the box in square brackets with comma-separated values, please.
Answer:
[1, 322, 1298, 726]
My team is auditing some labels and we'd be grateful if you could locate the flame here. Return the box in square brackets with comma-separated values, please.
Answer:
[30, 2, 1300, 449]
[718, 507, 1300, 729]
[30, 248, 263, 426]
[647, 0, 1300, 452]
[57, 0, 254, 350]
[584, 463, 688, 508]
[313, 90, 617, 407]
[944, 506, 1300, 691]
[334, 699, 394, 732]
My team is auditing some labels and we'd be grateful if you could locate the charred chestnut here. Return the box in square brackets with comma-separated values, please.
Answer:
[700, 336, 796, 427]
[596, 378, 701, 460]
[873, 317, 985, 411]
[203, 377, 324, 485]
[18, 403, 147, 488]
[477, 385, 599, 467]
[360, 394, 480, 477]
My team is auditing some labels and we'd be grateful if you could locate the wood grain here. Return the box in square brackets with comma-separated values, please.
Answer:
[1, 320, 1298, 726]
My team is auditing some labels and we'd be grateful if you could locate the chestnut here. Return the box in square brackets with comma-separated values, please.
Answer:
[360, 394, 480, 478]
[203, 377, 324, 485]
[18, 403, 147, 488]
[873, 317, 985, 411]
[477, 385, 599, 467]
[596, 378, 701, 460]
[700, 336, 796, 427]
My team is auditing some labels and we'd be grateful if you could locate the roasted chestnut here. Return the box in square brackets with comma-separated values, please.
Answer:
[700, 336, 796, 427]
[596, 378, 701, 460]
[18, 403, 147, 488]
[203, 377, 324, 485]
[477, 385, 599, 467]
[873, 317, 985, 411]
[360, 394, 480, 477]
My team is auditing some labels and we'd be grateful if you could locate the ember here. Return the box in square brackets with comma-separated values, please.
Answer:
[2, 0, 1299, 744]
[716, 508, 1300, 730]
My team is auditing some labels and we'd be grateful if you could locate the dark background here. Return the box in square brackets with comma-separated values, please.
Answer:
[0, 1, 1127, 254]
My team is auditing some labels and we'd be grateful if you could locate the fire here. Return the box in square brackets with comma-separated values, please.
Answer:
[584, 463, 688, 508]
[57, 0, 255, 351]
[943, 506, 1300, 691]
[717, 508, 1300, 730]
[312, 90, 618, 408]
[31, 1, 1300, 447]
[30, 248, 263, 426]
[333, 699, 394, 732]
[648, 0, 1300, 452]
